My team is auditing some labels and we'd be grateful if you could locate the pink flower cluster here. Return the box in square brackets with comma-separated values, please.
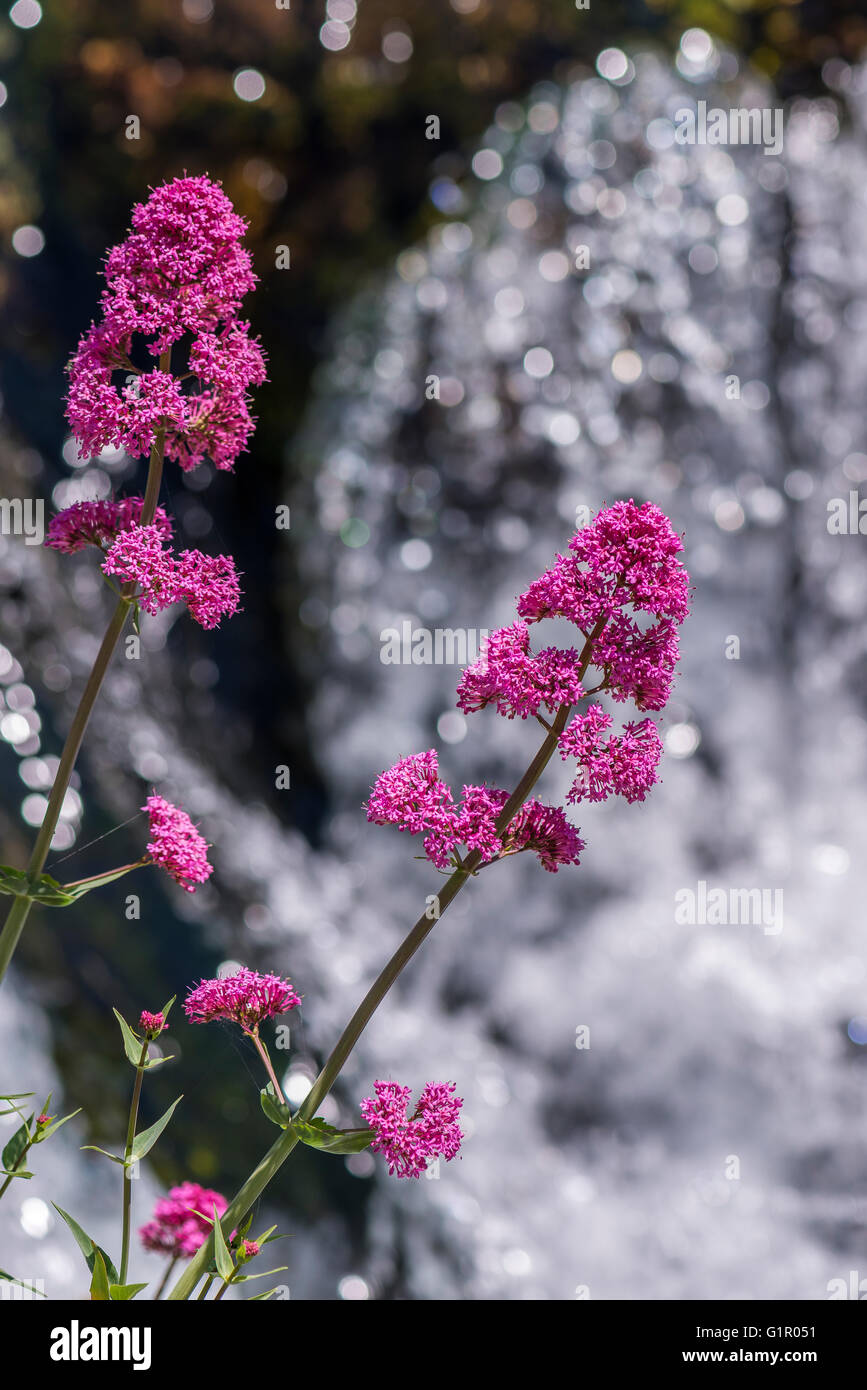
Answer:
[184, 967, 301, 1032]
[557, 705, 663, 804]
[144, 794, 213, 893]
[102, 524, 241, 629]
[365, 750, 583, 872]
[360, 1081, 464, 1179]
[139, 1010, 165, 1036]
[457, 622, 585, 720]
[46, 496, 173, 554]
[517, 499, 689, 710]
[66, 176, 267, 471]
[139, 1182, 228, 1259]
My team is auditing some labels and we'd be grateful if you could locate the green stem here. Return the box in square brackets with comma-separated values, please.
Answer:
[0, 368, 169, 988]
[250, 1030, 286, 1105]
[213, 1276, 233, 1301]
[120, 1039, 149, 1284]
[196, 1274, 216, 1301]
[152, 1256, 178, 1301]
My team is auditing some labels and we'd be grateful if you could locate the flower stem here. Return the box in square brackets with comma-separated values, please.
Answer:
[0, 367, 169, 988]
[120, 1038, 149, 1284]
[152, 1256, 178, 1300]
[250, 1030, 286, 1105]
[167, 616, 608, 1303]
[196, 1274, 216, 1301]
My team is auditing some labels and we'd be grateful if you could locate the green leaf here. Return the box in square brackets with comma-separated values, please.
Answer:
[80, 1146, 126, 1166]
[159, 994, 177, 1025]
[109, 1282, 148, 1301]
[212, 1203, 234, 1282]
[0, 1092, 35, 1101]
[141, 1053, 175, 1069]
[0, 1269, 45, 1296]
[248, 1286, 286, 1301]
[60, 864, 143, 903]
[90, 1249, 111, 1301]
[259, 1084, 292, 1129]
[0, 1169, 33, 1180]
[113, 1008, 146, 1067]
[26, 874, 75, 907]
[233, 1267, 289, 1283]
[52, 1204, 119, 1286]
[291, 1117, 375, 1155]
[35, 1108, 81, 1143]
[2, 1119, 32, 1172]
[129, 1095, 183, 1163]
[0, 865, 31, 897]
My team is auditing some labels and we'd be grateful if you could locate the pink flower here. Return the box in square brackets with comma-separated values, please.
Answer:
[360, 1081, 464, 1179]
[240, 1240, 260, 1260]
[139, 1010, 165, 1036]
[365, 756, 583, 872]
[139, 1182, 228, 1259]
[143, 794, 213, 892]
[66, 176, 267, 472]
[102, 525, 242, 629]
[557, 705, 663, 804]
[365, 750, 457, 868]
[103, 525, 182, 614]
[456, 622, 585, 720]
[45, 497, 173, 554]
[184, 967, 301, 1032]
[518, 499, 689, 631]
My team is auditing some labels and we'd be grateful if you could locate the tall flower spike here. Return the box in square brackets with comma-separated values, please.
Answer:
[66, 175, 267, 471]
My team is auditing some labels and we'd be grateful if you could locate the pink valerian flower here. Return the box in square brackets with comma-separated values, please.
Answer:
[66, 176, 267, 471]
[143, 794, 213, 892]
[365, 749, 457, 867]
[365, 753, 582, 872]
[557, 705, 663, 804]
[184, 967, 301, 1032]
[139, 1010, 165, 1037]
[456, 622, 585, 720]
[239, 1240, 260, 1261]
[102, 525, 242, 629]
[45, 497, 173, 554]
[518, 500, 689, 630]
[360, 1081, 464, 1179]
[139, 1183, 228, 1259]
[591, 614, 681, 712]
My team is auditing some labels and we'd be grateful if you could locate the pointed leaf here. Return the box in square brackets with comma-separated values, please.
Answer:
[260, 1084, 292, 1129]
[0, 1269, 45, 1296]
[2, 1119, 32, 1172]
[159, 995, 177, 1025]
[36, 1108, 81, 1143]
[80, 1146, 126, 1165]
[113, 1009, 146, 1068]
[212, 1204, 234, 1282]
[0, 866, 31, 897]
[233, 1266, 289, 1282]
[59, 864, 142, 903]
[142, 1053, 175, 1070]
[52, 1204, 119, 1286]
[109, 1282, 148, 1301]
[291, 1117, 374, 1155]
[248, 1286, 285, 1301]
[90, 1249, 111, 1301]
[129, 1095, 182, 1163]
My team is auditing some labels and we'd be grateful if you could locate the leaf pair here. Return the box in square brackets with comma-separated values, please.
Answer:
[82, 1096, 182, 1169]
[259, 1086, 374, 1155]
[0, 862, 139, 907]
